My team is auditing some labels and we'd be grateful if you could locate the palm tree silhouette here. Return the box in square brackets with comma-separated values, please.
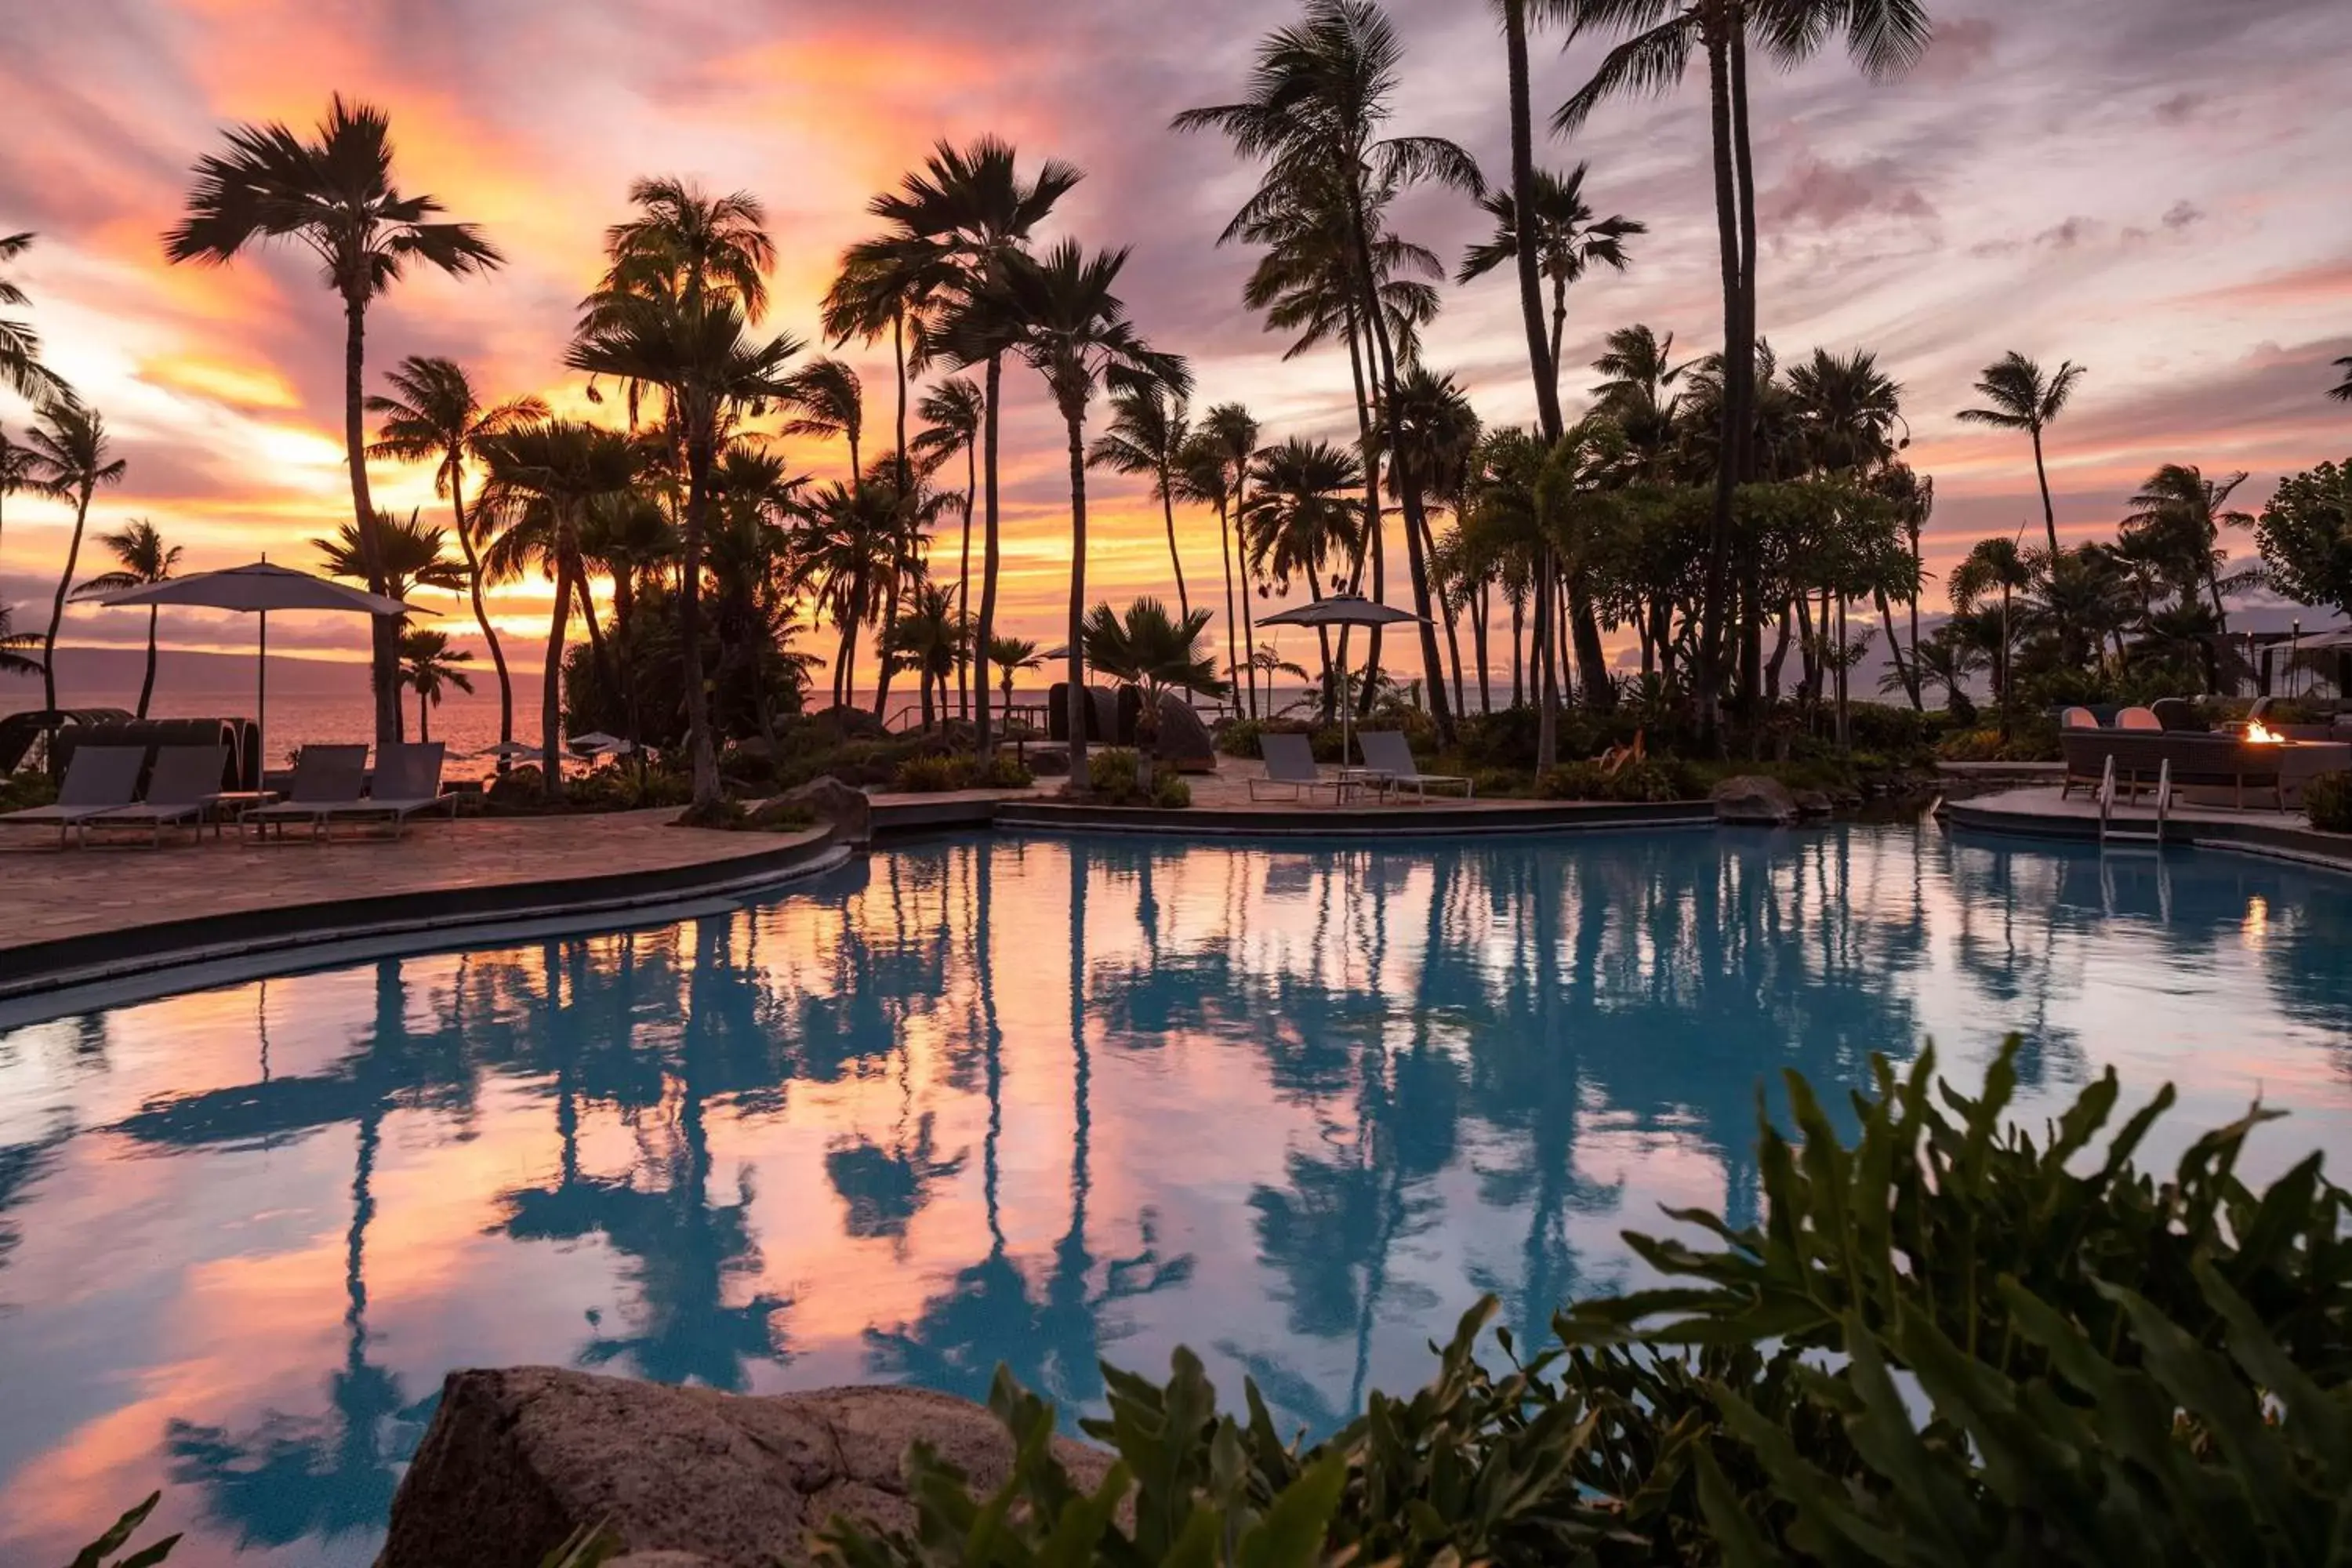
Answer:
[0, 232, 74, 410]
[912, 376, 985, 717]
[1198, 403, 1264, 716]
[24, 401, 126, 713]
[1958, 350, 2088, 557]
[1243, 437, 1367, 713]
[1089, 385, 1196, 622]
[2332, 355, 2352, 405]
[875, 137, 1080, 753]
[73, 518, 181, 717]
[365, 356, 548, 765]
[986, 239, 1190, 788]
[1460, 163, 1644, 419]
[165, 96, 502, 743]
[397, 628, 474, 743]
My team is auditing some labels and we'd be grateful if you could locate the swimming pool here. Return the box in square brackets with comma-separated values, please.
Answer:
[2, 826, 2347, 1564]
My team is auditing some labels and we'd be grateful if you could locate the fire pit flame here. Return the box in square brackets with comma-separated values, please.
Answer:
[2246, 719, 2285, 744]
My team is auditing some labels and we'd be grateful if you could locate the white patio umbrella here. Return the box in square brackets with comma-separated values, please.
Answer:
[90, 560, 419, 782]
[1255, 593, 1426, 767]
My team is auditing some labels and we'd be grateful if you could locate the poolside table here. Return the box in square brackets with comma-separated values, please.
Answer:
[199, 789, 280, 839]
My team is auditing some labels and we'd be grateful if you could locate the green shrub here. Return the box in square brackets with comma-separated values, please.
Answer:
[891, 753, 969, 793]
[485, 764, 547, 811]
[0, 769, 59, 812]
[1149, 771, 1192, 808]
[1536, 757, 1704, 803]
[1936, 727, 2004, 762]
[972, 751, 1035, 789]
[1457, 706, 1541, 768]
[1844, 701, 1947, 756]
[746, 799, 817, 833]
[670, 797, 746, 830]
[2307, 770, 2352, 833]
[818, 1041, 2352, 1568]
[1087, 746, 1142, 798]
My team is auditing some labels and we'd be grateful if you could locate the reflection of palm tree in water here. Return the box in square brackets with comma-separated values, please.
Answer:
[866, 839, 1192, 1410]
[164, 964, 434, 1549]
[491, 923, 793, 1390]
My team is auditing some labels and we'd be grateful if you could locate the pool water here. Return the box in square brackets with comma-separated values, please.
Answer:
[2, 826, 2348, 1564]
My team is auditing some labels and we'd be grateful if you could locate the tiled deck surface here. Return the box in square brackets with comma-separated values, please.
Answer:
[0, 808, 826, 955]
[1943, 785, 2352, 870]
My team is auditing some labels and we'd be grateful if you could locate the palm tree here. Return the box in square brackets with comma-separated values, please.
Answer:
[365, 356, 547, 767]
[476, 420, 639, 798]
[985, 634, 1042, 710]
[1948, 535, 2033, 726]
[881, 581, 961, 731]
[1243, 437, 1366, 710]
[1198, 403, 1263, 717]
[781, 358, 866, 495]
[72, 518, 181, 717]
[1178, 0, 1482, 745]
[872, 136, 1081, 751]
[1080, 597, 1229, 735]
[990, 240, 1190, 789]
[912, 376, 985, 717]
[0, 423, 41, 559]
[0, 603, 41, 679]
[0, 232, 74, 408]
[1174, 432, 1246, 718]
[397, 627, 474, 743]
[568, 295, 803, 808]
[1957, 351, 2086, 556]
[165, 96, 503, 743]
[2121, 463, 2256, 631]
[787, 480, 902, 708]
[25, 401, 126, 712]
[2330, 355, 2350, 405]
[1559, 0, 1930, 735]
[313, 507, 466, 608]
[1087, 384, 1194, 621]
[1458, 163, 1643, 408]
[1388, 366, 1483, 710]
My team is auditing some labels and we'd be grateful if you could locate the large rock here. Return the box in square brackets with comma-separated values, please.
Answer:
[1151, 692, 1219, 775]
[1711, 774, 1799, 826]
[777, 774, 872, 844]
[379, 1368, 1117, 1568]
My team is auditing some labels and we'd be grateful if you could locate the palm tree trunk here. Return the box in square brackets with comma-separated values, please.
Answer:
[138, 606, 158, 719]
[679, 422, 721, 808]
[1472, 586, 1491, 713]
[418, 688, 431, 745]
[1063, 412, 1091, 791]
[2030, 426, 2060, 556]
[1510, 591, 1524, 707]
[341, 293, 397, 747]
[40, 482, 90, 714]
[956, 438, 976, 722]
[1729, 16, 1763, 718]
[1158, 471, 1190, 622]
[975, 353, 1004, 753]
[1438, 560, 1466, 718]
[1694, 9, 1740, 746]
[1876, 584, 1920, 710]
[1338, 303, 1376, 725]
[450, 482, 515, 768]
[541, 556, 570, 801]
[1216, 495, 1245, 723]
[873, 317, 912, 720]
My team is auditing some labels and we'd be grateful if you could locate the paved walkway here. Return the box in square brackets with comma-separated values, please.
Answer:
[0, 808, 822, 956]
[1943, 785, 2352, 871]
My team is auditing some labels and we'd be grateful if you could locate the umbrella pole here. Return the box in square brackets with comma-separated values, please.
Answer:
[256, 608, 267, 791]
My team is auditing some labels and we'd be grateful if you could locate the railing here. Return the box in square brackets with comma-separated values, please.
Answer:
[2096, 754, 2117, 842]
[2098, 753, 2173, 846]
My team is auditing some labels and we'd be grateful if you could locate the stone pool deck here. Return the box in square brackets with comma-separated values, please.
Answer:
[1941, 784, 2352, 872]
[0, 809, 845, 1004]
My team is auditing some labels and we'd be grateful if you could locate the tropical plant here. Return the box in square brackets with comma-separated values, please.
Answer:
[397, 626, 474, 743]
[989, 238, 1190, 789]
[0, 231, 74, 408]
[24, 400, 126, 712]
[880, 581, 963, 731]
[313, 506, 465, 608]
[1177, 0, 1482, 743]
[985, 633, 1042, 708]
[1459, 162, 1642, 409]
[2253, 459, 2352, 621]
[1948, 535, 2034, 721]
[876, 136, 1081, 750]
[1559, 0, 1931, 739]
[1088, 383, 1195, 620]
[72, 518, 181, 718]
[1958, 350, 2088, 556]
[1197, 402, 1264, 717]
[476, 419, 640, 798]
[1243, 437, 1366, 710]
[2330, 355, 2351, 405]
[1081, 597, 1229, 719]
[913, 375, 986, 715]
[365, 354, 550, 764]
[2306, 770, 2352, 833]
[566, 198, 804, 808]
[64, 1491, 180, 1567]
[788, 478, 902, 708]
[2122, 463, 2258, 631]
[0, 602, 42, 680]
[165, 94, 503, 742]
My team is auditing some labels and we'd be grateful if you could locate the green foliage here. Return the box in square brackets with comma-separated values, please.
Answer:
[67, 1493, 179, 1568]
[891, 752, 1040, 793]
[2305, 771, 2352, 834]
[746, 799, 818, 833]
[818, 1043, 2352, 1568]
[1150, 771, 1192, 808]
[671, 797, 747, 830]
[2254, 459, 2352, 621]
[1084, 748, 1189, 808]
[2, 768, 60, 812]
[1842, 701, 1947, 757]
[1937, 725, 2059, 764]
[485, 764, 547, 811]
[1537, 758, 1705, 803]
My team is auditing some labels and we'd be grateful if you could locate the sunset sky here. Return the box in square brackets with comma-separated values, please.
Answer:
[2, 0, 2349, 684]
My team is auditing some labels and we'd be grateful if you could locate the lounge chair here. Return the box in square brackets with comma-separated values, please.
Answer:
[1357, 730, 1474, 803]
[328, 741, 454, 837]
[82, 744, 227, 847]
[1248, 731, 1351, 804]
[0, 745, 145, 846]
[244, 744, 369, 840]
